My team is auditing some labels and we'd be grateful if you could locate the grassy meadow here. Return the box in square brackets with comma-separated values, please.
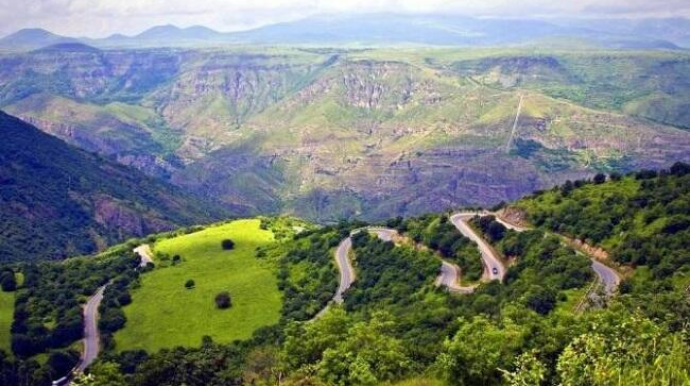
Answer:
[114, 219, 282, 352]
[0, 289, 13, 353]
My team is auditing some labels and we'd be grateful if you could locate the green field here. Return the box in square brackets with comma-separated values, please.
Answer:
[0, 289, 13, 353]
[114, 219, 282, 352]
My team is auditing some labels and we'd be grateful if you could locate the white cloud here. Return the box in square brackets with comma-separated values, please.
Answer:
[0, 0, 688, 37]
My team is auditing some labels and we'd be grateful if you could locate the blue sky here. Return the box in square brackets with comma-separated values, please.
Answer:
[2, 0, 689, 37]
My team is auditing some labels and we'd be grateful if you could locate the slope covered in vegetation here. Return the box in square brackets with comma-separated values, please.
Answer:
[0, 111, 227, 262]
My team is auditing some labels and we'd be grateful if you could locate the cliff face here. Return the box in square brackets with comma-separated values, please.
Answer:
[1, 48, 689, 221]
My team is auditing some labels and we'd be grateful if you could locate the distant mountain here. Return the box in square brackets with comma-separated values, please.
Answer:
[33, 42, 101, 53]
[2, 15, 688, 50]
[0, 28, 78, 50]
[230, 14, 684, 48]
[95, 24, 232, 47]
[0, 111, 229, 261]
[231, 14, 567, 46]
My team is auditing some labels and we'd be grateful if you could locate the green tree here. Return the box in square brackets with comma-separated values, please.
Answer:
[317, 313, 411, 386]
[500, 350, 546, 386]
[436, 316, 525, 386]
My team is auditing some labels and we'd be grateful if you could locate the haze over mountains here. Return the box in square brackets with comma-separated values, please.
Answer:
[1, 14, 690, 50]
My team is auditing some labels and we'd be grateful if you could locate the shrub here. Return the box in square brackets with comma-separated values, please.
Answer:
[0, 271, 16, 292]
[172, 255, 182, 265]
[185, 279, 195, 289]
[221, 239, 235, 250]
[215, 291, 232, 309]
[593, 173, 606, 184]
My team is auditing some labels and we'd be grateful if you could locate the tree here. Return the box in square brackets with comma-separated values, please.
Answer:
[317, 313, 411, 386]
[437, 316, 524, 386]
[185, 279, 195, 289]
[215, 291, 232, 309]
[172, 255, 182, 265]
[0, 271, 16, 292]
[593, 173, 606, 184]
[500, 350, 546, 386]
[72, 362, 128, 386]
[221, 239, 235, 250]
[47, 350, 79, 378]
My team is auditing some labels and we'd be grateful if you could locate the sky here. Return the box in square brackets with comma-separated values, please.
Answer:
[1, 0, 689, 38]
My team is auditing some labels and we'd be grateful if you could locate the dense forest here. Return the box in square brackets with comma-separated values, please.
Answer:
[0, 165, 689, 385]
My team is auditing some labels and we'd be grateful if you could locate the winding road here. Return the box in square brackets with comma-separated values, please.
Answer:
[450, 212, 506, 282]
[493, 214, 621, 296]
[333, 237, 355, 304]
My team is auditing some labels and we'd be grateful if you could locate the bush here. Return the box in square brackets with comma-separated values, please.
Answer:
[0, 271, 16, 292]
[47, 350, 80, 378]
[172, 255, 182, 265]
[185, 279, 195, 289]
[215, 291, 232, 309]
[593, 173, 606, 184]
[221, 239, 235, 250]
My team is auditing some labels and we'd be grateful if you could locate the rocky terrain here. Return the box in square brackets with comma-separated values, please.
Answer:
[1, 47, 690, 221]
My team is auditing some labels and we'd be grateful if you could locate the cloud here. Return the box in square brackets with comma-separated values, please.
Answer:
[0, 0, 689, 38]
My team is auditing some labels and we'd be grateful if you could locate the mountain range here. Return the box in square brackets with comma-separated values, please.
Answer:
[1, 46, 689, 222]
[1, 14, 690, 50]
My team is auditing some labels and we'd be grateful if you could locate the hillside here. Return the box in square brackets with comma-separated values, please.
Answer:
[0, 111, 229, 261]
[0, 166, 688, 385]
[114, 219, 281, 351]
[1, 48, 689, 221]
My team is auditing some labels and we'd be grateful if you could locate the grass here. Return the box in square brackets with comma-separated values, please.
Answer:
[114, 219, 282, 352]
[0, 289, 14, 353]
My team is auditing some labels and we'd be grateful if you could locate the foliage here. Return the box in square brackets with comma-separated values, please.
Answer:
[0, 111, 225, 262]
[257, 223, 347, 321]
[393, 214, 483, 281]
[517, 162, 690, 280]
[221, 239, 235, 250]
[214, 291, 232, 309]
[10, 251, 138, 358]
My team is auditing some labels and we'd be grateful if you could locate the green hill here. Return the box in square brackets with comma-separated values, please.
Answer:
[114, 219, 282, 352]
[0, 111, 228, 261]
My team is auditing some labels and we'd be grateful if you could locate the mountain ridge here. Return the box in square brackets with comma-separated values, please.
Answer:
[0, 111, 235, 261]
[2, 14, 689, 50]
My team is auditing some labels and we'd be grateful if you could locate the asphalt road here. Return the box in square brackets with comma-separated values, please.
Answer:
[370, 227, 476, 293]
[333, 237, 354, 304]
[591, 259, 621, 295]
[450, 212, 506, 282]
[492, 213, 621, 295]
[77, 284, 107, 373]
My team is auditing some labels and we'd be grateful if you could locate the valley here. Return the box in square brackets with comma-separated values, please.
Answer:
[1, 48, 689, 222]
[0, 24, 688, 386]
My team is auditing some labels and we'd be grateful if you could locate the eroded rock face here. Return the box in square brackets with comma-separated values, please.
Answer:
[1, 50, 690, 222]
[93, 195, 174, 237]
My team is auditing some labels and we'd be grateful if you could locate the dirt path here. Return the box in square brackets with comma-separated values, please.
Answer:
[505, 94, 524, 153]
[133, 244, 154, 267]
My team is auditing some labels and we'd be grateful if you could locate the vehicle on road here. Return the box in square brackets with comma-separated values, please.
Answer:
[492, 267, 499, 275]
